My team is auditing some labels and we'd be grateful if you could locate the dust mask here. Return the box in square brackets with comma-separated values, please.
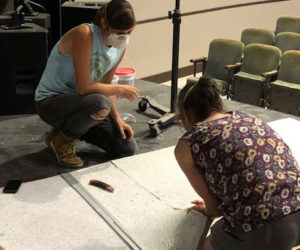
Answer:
[107, 33, 130, 50]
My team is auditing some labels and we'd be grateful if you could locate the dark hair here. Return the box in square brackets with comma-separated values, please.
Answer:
[93, 0, 136, 30]
[177, 77, 224, 123]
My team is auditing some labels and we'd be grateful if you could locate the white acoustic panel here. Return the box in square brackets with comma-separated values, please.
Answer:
[0, 176, 128, 250]
[70, 162, 208, 250]
[112, 146, 200, 209]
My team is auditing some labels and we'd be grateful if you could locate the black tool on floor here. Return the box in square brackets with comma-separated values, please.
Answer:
[138, 0, 181, 137]
[3, 180, 22, 193]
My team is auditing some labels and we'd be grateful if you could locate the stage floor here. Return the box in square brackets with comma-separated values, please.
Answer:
[1, 79, 300, 249]
[1, 79, 299, 186]
[1, 119, 299, 249]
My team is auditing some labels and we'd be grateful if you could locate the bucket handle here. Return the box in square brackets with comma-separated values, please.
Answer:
[122, 56, 134, 69]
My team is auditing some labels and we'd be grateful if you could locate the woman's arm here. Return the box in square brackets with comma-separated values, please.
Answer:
[174, 139, 221, 217]
[101, 50, 135, 141]
[71, 25, 138, 100]
[100, 49, 124, 122]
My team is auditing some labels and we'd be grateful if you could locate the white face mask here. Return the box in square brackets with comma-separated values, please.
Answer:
[107, 33, 130, 50]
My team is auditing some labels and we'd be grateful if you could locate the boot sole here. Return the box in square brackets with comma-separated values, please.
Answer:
[49, 141, 84, 168]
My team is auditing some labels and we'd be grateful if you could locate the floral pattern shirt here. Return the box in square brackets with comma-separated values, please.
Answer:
[182, 111, 300, 232]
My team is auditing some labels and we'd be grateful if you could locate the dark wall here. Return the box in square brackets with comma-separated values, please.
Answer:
[61, 2, 102, 36]
[0, 0, 14, 14]
[15, 0, 63, 47]
[0, 23, 48, 115]
[12, 1, 102, 47]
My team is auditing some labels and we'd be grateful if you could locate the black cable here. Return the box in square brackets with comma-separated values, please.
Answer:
[26, 0, 46, 12]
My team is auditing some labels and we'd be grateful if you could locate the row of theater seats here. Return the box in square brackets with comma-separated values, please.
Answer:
[187, 16, 300, 116]
[241, 28, 300, 53]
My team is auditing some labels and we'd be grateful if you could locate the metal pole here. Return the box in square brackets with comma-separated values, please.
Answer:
[169, 0, 181, 113]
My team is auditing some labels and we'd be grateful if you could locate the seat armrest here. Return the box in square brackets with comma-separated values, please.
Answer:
[190, 57, 207, 76]
[224, 63, 242, 71]
[262, 70, 278, 78]
[224, 63, 242, 91]
[190, 56, 207, 64]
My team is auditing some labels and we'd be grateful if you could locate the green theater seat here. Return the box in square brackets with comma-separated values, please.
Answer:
[267, 50, 300, 116]
[275, 32, 300, 53]
[187, 38, 244, 97]
[275, 16, 300, 34]
[241, 28, 275, 47]
[230, 44, 281, 107]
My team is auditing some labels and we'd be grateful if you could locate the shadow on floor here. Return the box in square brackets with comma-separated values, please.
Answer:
[0, 145, 112, 187]
[0, 80, 186, 187]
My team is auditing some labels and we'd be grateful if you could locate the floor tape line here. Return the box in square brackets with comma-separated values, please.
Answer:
[61, 172, 143, 250]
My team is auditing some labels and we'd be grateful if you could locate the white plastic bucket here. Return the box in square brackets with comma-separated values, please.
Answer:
[115, 67, 136, 86]
[112, 74, 119, 84]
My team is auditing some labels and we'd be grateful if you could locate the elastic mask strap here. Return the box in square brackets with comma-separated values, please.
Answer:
[104, 4, 111, 31]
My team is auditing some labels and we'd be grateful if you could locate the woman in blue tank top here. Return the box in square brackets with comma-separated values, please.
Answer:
[35, 0, 138, 167]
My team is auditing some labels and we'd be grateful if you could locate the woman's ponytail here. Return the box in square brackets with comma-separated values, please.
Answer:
[177, 77, 224, 122]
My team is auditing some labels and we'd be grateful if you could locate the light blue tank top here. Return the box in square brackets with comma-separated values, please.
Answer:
[35, 23, 123, 101]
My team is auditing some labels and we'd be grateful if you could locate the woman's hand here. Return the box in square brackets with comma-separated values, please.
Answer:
[188, 200, 215, 219]
[118, 85, 139, 101]
[188, 200, 206, 213]
[116, 118, 134, 141]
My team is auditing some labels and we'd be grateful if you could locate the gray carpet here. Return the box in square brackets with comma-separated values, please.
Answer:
[0, 79, 299, 187]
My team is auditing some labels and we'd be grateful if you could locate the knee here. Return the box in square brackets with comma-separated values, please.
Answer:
[117, 138, 137, 158]
[90, 108, 110, 121]
[85, 94, 111, 120]
[86, 94, 111, 111]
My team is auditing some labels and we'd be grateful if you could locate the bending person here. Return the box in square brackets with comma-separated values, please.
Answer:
[175, 77, 300, 250]
[35, 0, 138, 167]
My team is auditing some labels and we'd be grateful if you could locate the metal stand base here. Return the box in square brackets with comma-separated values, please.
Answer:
[138, 96, 176, 137]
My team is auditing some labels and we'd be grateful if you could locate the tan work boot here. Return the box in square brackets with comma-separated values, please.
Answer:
[45, 127, 59, 148]
[46, 130, 84, 168]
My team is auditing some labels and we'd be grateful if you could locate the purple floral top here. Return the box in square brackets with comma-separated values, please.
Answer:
[182, 111, 300, 232]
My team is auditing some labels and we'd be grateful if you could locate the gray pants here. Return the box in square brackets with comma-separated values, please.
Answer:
[210, 211, 300, 250]
[36, 93, 137, 158]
